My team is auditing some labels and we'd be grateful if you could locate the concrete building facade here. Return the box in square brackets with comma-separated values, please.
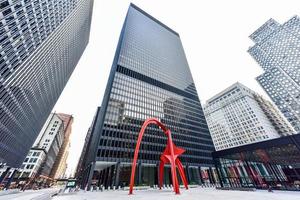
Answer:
[204, 82, 295, 151]
[50, 113, 73, 179]
[248, 16, 300, 132]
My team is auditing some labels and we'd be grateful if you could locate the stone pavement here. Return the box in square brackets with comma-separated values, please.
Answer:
[52, 187, 300, 200]
[0, 188, 59, 200]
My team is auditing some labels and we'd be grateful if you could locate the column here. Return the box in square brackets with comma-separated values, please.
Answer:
[114, 162, 121, 188]
[209, 167, 216, 184]
[0, 167, 10, 184]
[186, 165, 191, 183]
[154, 163, 159, 186]
[198, 166, 204, 185]
[5, 169, 17, 190]
[97, 170, 103, 187]
[86, 162, 95, 191]
[195, 167, 201, 185]
[103, 167, 109, 189]
[208, 167, 215, 185]
[108, 165, 114, 189]
[168, 168, 172, 185]
[137, 162, 142, 185]
[215, 167, 223, 187]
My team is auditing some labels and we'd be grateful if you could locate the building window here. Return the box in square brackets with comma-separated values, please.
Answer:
[26, 165, 32, 169]
[0, 1, 9, 9]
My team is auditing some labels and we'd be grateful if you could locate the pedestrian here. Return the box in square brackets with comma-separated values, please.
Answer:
[22, 184, 27, 192]
[268, 185, 273, 192]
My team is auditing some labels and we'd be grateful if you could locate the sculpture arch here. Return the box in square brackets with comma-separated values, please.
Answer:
[129, 118, 188, 195]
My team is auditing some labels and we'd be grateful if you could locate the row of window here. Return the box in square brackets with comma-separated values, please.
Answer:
[0, 0, 92, 167]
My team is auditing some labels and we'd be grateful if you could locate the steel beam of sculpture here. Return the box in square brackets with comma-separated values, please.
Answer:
[129, 118, 188, 195]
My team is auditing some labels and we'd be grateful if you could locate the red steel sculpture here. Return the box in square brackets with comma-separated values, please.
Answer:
[129, 118, 188, 195]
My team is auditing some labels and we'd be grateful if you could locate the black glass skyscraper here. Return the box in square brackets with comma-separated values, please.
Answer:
[0, 0, 93, 168]
[80, 4, 215, 189]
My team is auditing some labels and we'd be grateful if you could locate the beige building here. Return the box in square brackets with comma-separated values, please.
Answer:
[253, 95, 295, 137]
[50, 113, 73, 179]
[204, 82, 295, 151]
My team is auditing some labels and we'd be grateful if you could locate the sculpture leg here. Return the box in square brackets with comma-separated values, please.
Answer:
[170, 158, 180, 194]
[166, 132, 180, 194]
[176, 159, 188, 189]
[159, 161, 165, 189]
[128, 118, 169, 195]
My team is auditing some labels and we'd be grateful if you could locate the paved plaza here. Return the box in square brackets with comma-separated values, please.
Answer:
[53, 187, 300, 200]
[0, 188, 59, 200]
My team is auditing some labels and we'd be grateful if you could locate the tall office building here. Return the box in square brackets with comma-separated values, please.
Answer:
[204, 83, 295, 151]
[0, 113, 65, 182]
[79, 4, 215, 189]
[49, 113, 73, 179]
[0, 0, 93, 168]
[75, 107, 99, 183]
[248, 16, 300, 132]
[34, 113, 64, 179]
[0, 112, 72, 185]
